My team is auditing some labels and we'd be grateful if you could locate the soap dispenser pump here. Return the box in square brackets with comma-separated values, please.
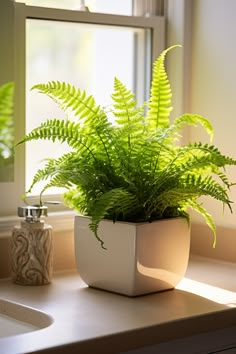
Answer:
[11, 205, 53, 285]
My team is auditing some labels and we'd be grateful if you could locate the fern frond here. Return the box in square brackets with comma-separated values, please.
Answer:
[187, 199, 217, 247]
[173, 113, 214, 142]
[17, 119, 100, 162]
[63, 187, 86, 212]
[26, 159, 56, 194]
[145, 117, 214, 176]
[32, 81, 101, 122]
[145, 171, 232, 224]
[164, 142, 236, 178]
[30, 82, 116, 166]
[32, 81, 115, 151]
[215, 169, 232, 188]
[17, 118, 77, 144]
[26, 155, 76, 195]
[112, 78, 137, 116]
[112, 78, 142, 125]
[39, 174, 73, 201]
[89, 188, 138, 249]
[111, 77, 145, 152]
[180, 174, 231, 207]
[146, 45, 181, 130]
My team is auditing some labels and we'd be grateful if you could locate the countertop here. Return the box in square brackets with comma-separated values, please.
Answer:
[1, 255, 236, 354]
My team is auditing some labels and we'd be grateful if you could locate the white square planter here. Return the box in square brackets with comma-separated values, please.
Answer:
[74, 216, 190, 296]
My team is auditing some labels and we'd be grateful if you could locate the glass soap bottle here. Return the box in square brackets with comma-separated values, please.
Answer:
[11, 205, 53, 285]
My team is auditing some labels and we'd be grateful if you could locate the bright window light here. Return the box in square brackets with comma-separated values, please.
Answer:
[177, 277, 236, 307]
[26, 19, 150, 195]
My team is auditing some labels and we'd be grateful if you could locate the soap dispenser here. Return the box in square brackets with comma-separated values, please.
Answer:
[11, 205, 53, 285]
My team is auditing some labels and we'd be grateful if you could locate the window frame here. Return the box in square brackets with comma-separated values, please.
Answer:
[0, 1, 166, 222]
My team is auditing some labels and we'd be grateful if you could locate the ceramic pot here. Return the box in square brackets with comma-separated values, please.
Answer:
[74, 215, 190, 296]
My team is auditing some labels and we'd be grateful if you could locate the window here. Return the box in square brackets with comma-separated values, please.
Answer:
[16, 0, 133, 15]
[0, 0, 168, 218]
[26, 20, 151, 195]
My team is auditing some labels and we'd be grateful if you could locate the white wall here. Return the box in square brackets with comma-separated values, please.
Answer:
[190, 0, 236, 229]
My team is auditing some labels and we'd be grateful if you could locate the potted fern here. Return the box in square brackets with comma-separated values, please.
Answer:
[18, 45, 236, 296]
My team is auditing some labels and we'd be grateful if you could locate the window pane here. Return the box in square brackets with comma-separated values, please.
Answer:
[15, 0, 133, 15]
[26, 19, 150, 195]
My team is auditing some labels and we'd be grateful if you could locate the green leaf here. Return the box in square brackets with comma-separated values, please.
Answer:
[174, 113, 214, 142]
[146, 45, 181, 130]
[89, 188, 138, 249]
[188, 199, 217, 248]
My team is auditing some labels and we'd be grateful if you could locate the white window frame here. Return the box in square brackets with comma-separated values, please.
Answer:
[0, 0, 169, 233]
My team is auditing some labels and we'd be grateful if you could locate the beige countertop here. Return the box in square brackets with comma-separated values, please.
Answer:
[1, 255, 236, 354]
